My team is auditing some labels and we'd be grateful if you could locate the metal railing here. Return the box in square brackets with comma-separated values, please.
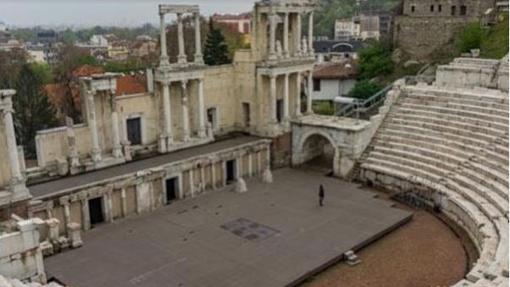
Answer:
[336, 76, 417, 118]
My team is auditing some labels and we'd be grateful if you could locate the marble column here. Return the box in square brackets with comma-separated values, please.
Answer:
[159, 12, 170, 67]
[308, 12, 314, 55]
[194, 13, 204, 64]
[200, 165, 205, 192]
[81, 199, 90, 230]
[120, 188, 127, 217]
[268, 13, 277, 60]
[269, 75, 277, 123]
[63, 202, 71, 236]
[257, 151, 262, 175]
[160, 82, 172, 153]
[306, 71, 313, 114]
[181, 81, 190, 142]
[197, 78, 206, 138]
[87, 91, 102, 163]
[211, 162, 217, 190]
[295, 13, 302, 57]
[283, 13, 290, 58]
[2, 104, 22, 181]
[189, 169, 195, 198]
[283, 73, 290, 122]
[111, 99, 123, 158]
[248, 153, 253, 177]
[177, 13, 187, 64]
[104, 192, 113, 222]
[296, 72, 302, 117]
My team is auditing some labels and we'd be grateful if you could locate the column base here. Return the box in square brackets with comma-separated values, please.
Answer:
[177, 55, 187, 65]
[91, 149, 102, 163]
[262, 168, 273, 184]
[9, 180, 31, 202]
[112, 146, 123, 159]
[158, 136, 168, 153]
[235, 178, 248, 193]
[194, 55, 204, 65]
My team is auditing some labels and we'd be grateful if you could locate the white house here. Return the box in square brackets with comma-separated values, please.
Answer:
[312, 61, 358, 102]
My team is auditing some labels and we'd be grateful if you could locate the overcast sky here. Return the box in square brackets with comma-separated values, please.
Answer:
[0, 0, 257, 28]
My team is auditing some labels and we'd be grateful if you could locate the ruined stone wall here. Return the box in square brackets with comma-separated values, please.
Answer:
[0, 220, 46, 283]
[202, 65, 238, 134]
[117, 93, 159, 146]
[393, 16, 470, 61]
[30, 139, 271, 236]
[402, 0, 495, 17]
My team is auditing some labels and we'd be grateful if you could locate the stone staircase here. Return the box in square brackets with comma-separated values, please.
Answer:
[358, 84, 509, 286]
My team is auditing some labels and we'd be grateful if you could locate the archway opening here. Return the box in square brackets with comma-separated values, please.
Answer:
[300, 134, 336, 176]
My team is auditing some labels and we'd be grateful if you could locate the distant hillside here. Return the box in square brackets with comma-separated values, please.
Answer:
[314, 0, 399, 38]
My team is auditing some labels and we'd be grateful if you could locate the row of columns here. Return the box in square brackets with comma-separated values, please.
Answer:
[268, 70, 314, 124]
[159, 78, 206, 153]
[268, 11, 314, 60]
[159, 11, 203, 66]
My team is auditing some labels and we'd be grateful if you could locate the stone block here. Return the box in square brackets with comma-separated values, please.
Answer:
[67, 223, 83, 249]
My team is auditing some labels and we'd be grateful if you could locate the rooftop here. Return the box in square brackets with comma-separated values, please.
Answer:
[313, 61, 358, 80]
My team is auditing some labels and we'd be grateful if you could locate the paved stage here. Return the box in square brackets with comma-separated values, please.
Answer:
[45, 169, 412, 287]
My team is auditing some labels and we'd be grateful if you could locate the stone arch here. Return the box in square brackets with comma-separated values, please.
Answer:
[292, 129, 340, 176]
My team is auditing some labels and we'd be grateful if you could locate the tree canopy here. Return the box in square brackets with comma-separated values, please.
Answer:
[358, 42, 394, 80]
[203, 21, 231, 66]
[13, 64, 58, 158]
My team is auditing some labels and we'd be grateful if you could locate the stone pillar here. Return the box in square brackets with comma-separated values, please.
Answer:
[177, 13, 187, 64]
[194, 13, 204, 64]
[211, 162, 217, 190]
[262, 146, 273, 183]
[189, 169, 195, 198]
[295, 13, 302, 57]
[268, 13, 277, 60]
[197, 78, 206, 138]
[269, 75, 277, 123]
[111, 99, 123, 158]
[160, 82, 172, 153]
[66, 117, 80, 168]
[248, 153, 253, 177]
[257, 151, 262, 175]
[62, 201, 71, 236]
[120, 188, 127, 217]
[200, 165, 205, 192]
[296, 72, 302, 117]
[283, 13, 290, 58]
[306, 71, 313, 114]
[283, 73, 290, 122]
[181, 81, 190, 142]
[308, 12, 314, 55]
[81, 199, 90, 230]
[87, 91, 102, 163]
[104, 192, 113, 223]
[159, 12, 170, 67]
[2, 101, 22, 181]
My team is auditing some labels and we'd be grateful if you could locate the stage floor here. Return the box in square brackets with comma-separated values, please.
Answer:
[45, 168, 412, 287]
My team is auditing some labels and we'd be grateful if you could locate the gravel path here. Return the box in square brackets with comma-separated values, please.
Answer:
[301, 203, 468, 287]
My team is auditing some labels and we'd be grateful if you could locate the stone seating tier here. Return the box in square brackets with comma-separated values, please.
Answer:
[359, 82, 509, 285]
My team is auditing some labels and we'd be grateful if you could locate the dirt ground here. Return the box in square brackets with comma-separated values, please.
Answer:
[300, 203, 469, 287]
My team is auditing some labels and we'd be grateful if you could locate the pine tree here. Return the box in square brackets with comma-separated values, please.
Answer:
[203, 20, 231, 66]
[13, 64, 58, 159]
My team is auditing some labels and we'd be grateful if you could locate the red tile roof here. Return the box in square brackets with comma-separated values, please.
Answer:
[116, 75, 147, 96]
[313, 61, 358, 80]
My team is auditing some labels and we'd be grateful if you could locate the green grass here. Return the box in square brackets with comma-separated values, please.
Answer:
[480, 13, 509, 59]
[313, 100, 335, 116]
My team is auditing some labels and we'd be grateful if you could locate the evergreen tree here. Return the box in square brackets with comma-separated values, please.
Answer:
[13, 64, 58, 159]
[203, 20, 230, 66]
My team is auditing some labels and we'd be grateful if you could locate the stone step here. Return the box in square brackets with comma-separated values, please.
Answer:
[397, 102, 509, 126]
[385, 119, 500, 150]
[405, 86, 508, 104]
[380, 125, 509, 166]
[467, 159, 509, 193]
[376, 132, 509, 179]
[405, 92, 509, 111]
[447, 172, 508, 216]
[389, 113, 506, 140]
[401, 98, 509, 118]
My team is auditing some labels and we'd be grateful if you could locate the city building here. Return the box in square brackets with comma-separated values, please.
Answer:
[312, 61, 357, 101]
